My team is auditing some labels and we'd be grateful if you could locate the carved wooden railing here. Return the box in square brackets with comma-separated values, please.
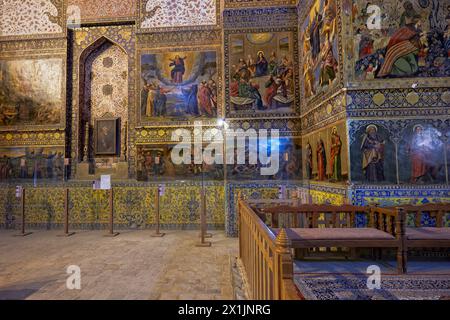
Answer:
[238, 199, 300, 300]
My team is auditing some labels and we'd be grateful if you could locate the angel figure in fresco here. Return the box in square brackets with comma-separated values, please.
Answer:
[316, 138, 327, 181]
[361, 125, 385, 183]
[330, 127, 342, 181]
[169, 55, 187, 84]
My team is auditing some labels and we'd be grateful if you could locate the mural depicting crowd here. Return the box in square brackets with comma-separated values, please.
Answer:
[0, 148, 65, 181]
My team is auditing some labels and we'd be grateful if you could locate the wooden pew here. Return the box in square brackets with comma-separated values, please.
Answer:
[396, 204, 450, 264]
[252, 204, 407, 274]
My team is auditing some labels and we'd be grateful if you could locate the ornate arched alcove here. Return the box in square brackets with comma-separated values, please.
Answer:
[76, 36, 129, 178]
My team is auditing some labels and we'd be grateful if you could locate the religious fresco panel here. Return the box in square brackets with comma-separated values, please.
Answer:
[0, 57, 65, 129]
[349, 123, 396, 184]
[0, 146, 65, 181]
[398, 123, 446, 184]
[349, 0, 450, 83]
[300, 0, 340, 104]
[139, 50, 218, 123]
[227, 137, 302, 181]
[226, 31, 297, 117]
[349, 119, 449, 185]
[303, 121, 348, 183]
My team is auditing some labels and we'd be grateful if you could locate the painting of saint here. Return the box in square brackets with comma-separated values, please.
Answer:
[354, 0, 450, 80]
[95, 118, 118, 155]
[361, 125, 385, 182]
[408, 125, 441, 183]
[330, 127, 342, 181]
[140, 51, 218, 121]
[316, 138, 327, 180]
[305, 142, 313, 179]
[228, 32, 295, 114]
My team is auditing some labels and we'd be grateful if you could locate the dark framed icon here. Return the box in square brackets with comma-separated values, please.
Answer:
[94, 117, 119, 156]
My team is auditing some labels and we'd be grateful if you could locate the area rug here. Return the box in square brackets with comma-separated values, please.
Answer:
[294, 274, 450, 300]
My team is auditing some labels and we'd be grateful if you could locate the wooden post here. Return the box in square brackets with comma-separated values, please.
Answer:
[151, 186, 165, 237]
[104, 188, 119, 237]
[15, 188, 32, 237]
[58, 188, 75, 237]
[196, 188, 211, 247]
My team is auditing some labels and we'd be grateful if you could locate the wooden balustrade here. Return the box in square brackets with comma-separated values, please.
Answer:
[238, 199, 300, 300]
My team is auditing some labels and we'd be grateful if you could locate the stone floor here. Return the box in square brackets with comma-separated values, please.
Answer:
[0, 230, 238, 300]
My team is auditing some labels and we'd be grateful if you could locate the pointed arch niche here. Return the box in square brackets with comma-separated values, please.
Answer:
[77, 36, 129, 177]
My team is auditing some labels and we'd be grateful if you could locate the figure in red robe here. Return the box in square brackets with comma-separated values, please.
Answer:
[198, 80, 215, 117]
[169, 55, 187, 84]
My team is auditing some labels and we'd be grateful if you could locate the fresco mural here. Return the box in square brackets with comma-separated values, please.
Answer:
[227, 138, 302, 181]
[0, 57, 64, 128]
[352, 0, 450, 80]
[303, 122, 348, 182]
[301, 0, 339, 101]
[398, 124, 446, 184]
[136, 144, 224, 181]
[140, 51, 218, 121]
[228, 32, 295, 115]
[0, 147, 65, 181]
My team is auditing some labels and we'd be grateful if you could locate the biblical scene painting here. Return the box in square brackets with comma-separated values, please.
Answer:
[398, 124, 446, 184]
[0, 146, 65, 181]
[0, 58, 63, 128]
[352, 0, 450, 81]
[301, 0, 339, 102]
[140, 51, 218, 121]
[95, 118, 119, 156]
[228, 32, 295, 115]
[136, 144, 224, 181]
[227, 138, 302, 181]
[303, 122, 348, 182]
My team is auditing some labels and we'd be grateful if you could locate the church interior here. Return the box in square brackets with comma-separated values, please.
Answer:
[0, 0, 449, 301]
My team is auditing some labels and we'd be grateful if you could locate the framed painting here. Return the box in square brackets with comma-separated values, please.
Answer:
[95, 118, 119, 156]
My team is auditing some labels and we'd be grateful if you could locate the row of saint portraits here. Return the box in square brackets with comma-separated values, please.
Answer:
[304, 122, 450, 185]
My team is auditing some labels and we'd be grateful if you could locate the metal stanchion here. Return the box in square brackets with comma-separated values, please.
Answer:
[104, 188, 119, 237]
[58, 188, 75, 237]
[14, 188, 32, 237]
[196, 189, 211, 247]
[151, 185, 165, 237]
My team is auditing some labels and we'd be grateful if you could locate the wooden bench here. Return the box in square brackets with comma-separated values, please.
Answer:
[397, 204, 450, 265]
[252, 204, 407, 274]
